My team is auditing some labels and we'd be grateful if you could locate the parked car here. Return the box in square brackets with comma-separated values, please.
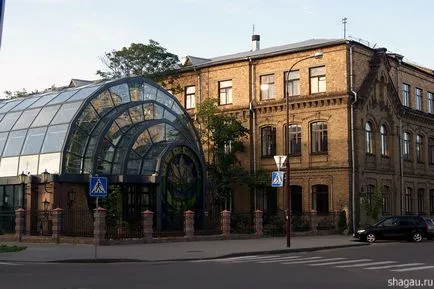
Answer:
[353, 215, 431, 243]
[424, 218, 434, 240]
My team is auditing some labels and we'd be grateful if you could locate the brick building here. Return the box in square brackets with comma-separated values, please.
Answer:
[169, 36, 434, 231]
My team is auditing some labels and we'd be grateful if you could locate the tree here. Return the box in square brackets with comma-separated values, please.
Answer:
[362, 186, 384, 223]
[96, 40, 182, 91]
[196, 98, 249, 210]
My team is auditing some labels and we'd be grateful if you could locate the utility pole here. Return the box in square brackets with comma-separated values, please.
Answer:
[342, 17, 348, 39]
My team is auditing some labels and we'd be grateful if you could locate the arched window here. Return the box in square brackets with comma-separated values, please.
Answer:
[416, 135, 424, 163]
[382, 185, 391, 215]
[311, 122, 327, 153]
[261, 126, 276, 157]
[365, 121, 374, 154]
[311, 185, 329, 213]
[417, 189, 425, 214]
[403, 132, 412, 161]
[404, 187, 413, 214]
[380, 124, 388, 156]
[284, 124, 301, 155]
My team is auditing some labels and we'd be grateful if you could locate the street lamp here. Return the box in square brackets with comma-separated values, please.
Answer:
[18, 171, 28, 209]
[285, 51, 323, 248]
[41, 169, 50, 192]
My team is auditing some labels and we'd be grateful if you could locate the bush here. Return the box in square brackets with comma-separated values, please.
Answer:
[338, 210, 347, 234]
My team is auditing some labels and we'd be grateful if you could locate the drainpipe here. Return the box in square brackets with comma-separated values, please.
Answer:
[399, 118, 404, 214]
[349, 44, 358, 233]
[248, 57, 257, 209]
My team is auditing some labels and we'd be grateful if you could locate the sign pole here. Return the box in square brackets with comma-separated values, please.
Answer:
[95, 196, 98, 260]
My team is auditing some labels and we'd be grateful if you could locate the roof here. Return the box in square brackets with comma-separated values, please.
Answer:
[182, 38, 346, 69]
[69, 78, 97, 88]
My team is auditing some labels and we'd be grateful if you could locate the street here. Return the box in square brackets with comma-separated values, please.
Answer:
[0, 241, 433, 289]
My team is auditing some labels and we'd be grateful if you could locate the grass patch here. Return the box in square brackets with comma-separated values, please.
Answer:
[0, 245, 26, 253]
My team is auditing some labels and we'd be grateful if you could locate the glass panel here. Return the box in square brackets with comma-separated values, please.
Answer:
[48, 90, 77, 105]
[143, 83, 157, 100]
[109, 84, 130, 105]
[3, 130, 26, 157]
[12, 108, 41, 130]
[98, 137, 116, 163]
[116, 111, 133, 132]
[156, 89, 174, 109]
[0, 157, 19, 177]
[67, 85, 101, 102]
[166, 124, 181, 141]
[67, 126, 88, 156]
[90, 90, 114, 116]
[130, 82, 144, 102]
[143, 103, 154, 120]
[18, 155, 39, 175]
[129, 106, 144, 124]
[171, 103, 183, 115]
[41, 124, 68, 153]
[96, 160, 112, 175]
[51, 101, 83, 125]
[132, 130, 152, 156]
[21, 127, 47, 155]
[0, 132, 8, 155]
[76, 104, 99, 133]
[31, 105, 61, 127]
[107, 122, 122, 145]
[0, 100, 21, 113]
[38, 153, 61, 174]
[126, 158, 141, 175]
[64, 153, 81, 174]
[163, 109, 177, 122]
[154, 104, 164, 119]
[10, 97, 39, 111]
[148, 124, 165, 143]
[28, 92, 59, 108]
[0, 111, 22, 132]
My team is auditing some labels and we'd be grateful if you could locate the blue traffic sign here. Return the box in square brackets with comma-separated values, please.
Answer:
[271, 171, 284, 187]
[89, 176, 107, 197]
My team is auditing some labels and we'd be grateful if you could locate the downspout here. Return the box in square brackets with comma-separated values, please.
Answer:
[349, 44, 358, 233]
[396, 57, 404, 215]
[248, 57, 257, 209]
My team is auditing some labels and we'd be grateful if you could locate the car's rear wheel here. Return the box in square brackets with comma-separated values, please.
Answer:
[411, 231, 423, 242]
[366, 233, 376, 243]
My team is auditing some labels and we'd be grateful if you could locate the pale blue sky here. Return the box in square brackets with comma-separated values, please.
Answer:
[0, 0, 433, 97]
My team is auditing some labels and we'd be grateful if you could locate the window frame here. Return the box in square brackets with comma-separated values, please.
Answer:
[365, 121, 374, 155]
[417, 188, 425, 214]
[284, 70, 300, 97]
[260, 74, 275, 100]
[428, 92, 433, 114]
[261, 126, 276, 158]
[184, 86, 195, 110]
[310, 121, 328, 154]
[219, 80, 233, 105]
[404, 187, 412, 214]
[284, 124, 302, 155]
[380, 124, 388, 157]
[310, 66, 326, 94]
[429, 137, 434, 165]
[416, 134, 424, 163]
[402, 83, 410, 106]
[403, 132, 412, 161]
[415, 88, 422, 110]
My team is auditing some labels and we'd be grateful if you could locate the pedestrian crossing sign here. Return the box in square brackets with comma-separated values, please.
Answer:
[271, 171, 284, 187]
[89, 176, 108, 197]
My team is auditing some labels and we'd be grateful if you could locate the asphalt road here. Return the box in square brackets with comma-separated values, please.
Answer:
[1, 240, 433, 289]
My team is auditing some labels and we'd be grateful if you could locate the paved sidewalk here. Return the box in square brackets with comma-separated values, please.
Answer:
[0, 235, 368, 263]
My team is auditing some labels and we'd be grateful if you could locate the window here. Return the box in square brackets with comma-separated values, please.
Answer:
[260, 74, 274, 100]
[404, 187, 412, 214]
[311, 122, 328, 153]
[380, 125, 388, 156]
[428, 92, 433, 114]
[415, 88, 422, 110]
[366, 184, 375, 206]
[284, 70, 300, 97]
[185, 86, 195, 109]
[381, 217, 399, 227]
[403, 132, 411, 161]
[416, 135, 424, 163]
[219, 80, 232, 105]
[310, 66, 326, 93]
[257, 187, 277, 213]
[290, 185, 303, 214]
[417, 189, 425, 214]
[429, 137, 434, 165]
[365, 122, 374, 154]
[402, 83, 410, 106]
[261, 126, 276, 157]
[284, 124, 301, 155]
[311, 185, 329, 213]
[382, 186, 391, 215]
[430, 190, 434, 214]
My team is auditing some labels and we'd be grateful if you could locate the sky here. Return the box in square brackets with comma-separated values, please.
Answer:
[0, 0, 433, 97]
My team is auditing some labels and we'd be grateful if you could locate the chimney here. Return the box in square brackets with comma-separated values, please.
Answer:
[251, 34, 260, 51]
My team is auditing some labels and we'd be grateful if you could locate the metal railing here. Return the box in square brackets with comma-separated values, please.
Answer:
[0, 209, 15, 234]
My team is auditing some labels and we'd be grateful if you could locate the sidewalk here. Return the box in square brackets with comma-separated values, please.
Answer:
[0, 235, 368, 263]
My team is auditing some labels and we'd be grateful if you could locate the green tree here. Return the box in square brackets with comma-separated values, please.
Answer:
[362, 186, 384, 223]
[96, 40, 182, 91]
[196, 98, 249, 210]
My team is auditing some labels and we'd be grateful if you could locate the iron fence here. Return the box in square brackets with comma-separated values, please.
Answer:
[27, 210, 53, 236]
[230, 212, 255, 235]
[0, 209, 15, 234]
[194, 211, 222, 236]
[62, 209, 94, 238]
[153, 213, 185, 238]
[263, 211, 286, 236]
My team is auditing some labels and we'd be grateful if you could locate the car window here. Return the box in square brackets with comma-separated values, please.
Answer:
[399, 219, 412, 226]
[379, 217, 399, 227]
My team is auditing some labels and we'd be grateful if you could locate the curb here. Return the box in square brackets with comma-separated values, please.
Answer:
[2, 242, 369, 264]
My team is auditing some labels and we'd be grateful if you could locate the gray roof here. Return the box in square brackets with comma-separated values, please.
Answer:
[182, 38, 346, 69]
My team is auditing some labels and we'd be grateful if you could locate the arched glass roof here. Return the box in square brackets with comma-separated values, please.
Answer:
[0, 76, 202, 177]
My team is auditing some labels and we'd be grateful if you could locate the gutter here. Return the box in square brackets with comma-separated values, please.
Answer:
[349, 43, 358, 233]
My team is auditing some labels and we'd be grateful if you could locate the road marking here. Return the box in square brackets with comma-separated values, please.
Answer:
[257, 256, 303, 263]
[335, 261, 396, 268]
[309, 259, 372, 266]
[0, 262, 20, 266]
[282, 257, 345, 265]
[190, 255, 263, 262]
[227, 255, 282, 263]
[364, 263, 425, 270]
[391, 265, 434, 272]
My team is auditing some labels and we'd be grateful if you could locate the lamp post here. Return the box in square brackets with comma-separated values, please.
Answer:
[41, 169, 50, 192]
[18, 171, 28, 209]
[285, 51, 323, 248]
